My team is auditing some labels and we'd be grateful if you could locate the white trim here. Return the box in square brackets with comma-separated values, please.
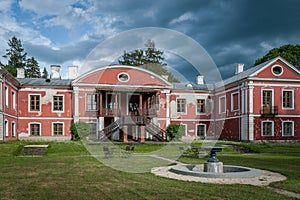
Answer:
[28, 122, 42, 136]
[196, 98, 206, 115]
[271, 65, 284, 76]
[117, 72, 130, 82]
[52, 94, 64, 112]
[196, 124, 206, 137]
[218, 95, 226, 114]
[282, 89, 294, 110]
[5, 86, 8, 107]
[28, 94, 41, 112]
[261, 88, 274, 107]
[261, 120, 274, 136]
[86, 93, 98, 111]
[52, 122, 64, 136]
[19, 117, 73, 120]
[230, 92, 239, 112]
[282, 120, 294, 137]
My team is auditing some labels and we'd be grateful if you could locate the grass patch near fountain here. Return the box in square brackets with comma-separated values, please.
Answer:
[0, 140, 299, 199]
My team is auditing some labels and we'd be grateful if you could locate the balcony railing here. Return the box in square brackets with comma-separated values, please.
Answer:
[99, 108, 118, 117]
[260, 105, 278, 117]
[98, 108, 157, 117]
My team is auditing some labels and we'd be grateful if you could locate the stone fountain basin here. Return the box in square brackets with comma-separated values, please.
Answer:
[169, 164, 261, 178]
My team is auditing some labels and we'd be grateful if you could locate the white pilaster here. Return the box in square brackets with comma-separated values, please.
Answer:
[165, 90, 170, 127]
[73, 87, 79, 122]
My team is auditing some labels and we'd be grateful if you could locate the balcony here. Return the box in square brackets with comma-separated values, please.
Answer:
[99, 108, 118, 117]
[260, 105, 278, 117]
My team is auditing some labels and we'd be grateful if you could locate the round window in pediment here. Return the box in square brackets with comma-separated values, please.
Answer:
[272, 65, 283, 76]
[118, 72, 130, 82]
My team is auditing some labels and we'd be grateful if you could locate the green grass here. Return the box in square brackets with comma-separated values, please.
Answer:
[0, 140, 299, 199]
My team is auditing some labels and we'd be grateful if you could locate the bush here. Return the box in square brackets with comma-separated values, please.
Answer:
[166, 124, 184, 141]
[70, 122, 91, 140]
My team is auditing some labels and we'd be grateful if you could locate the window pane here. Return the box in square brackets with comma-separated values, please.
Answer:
[283, 91, 293, 108]
[177, 99, 186, 113]
[30, 95, 40, 111]
[53, 96, 63, 111]
[262, 122, 273, 136]
[197, 99, 205, 113]
[283, 122, 293, 136]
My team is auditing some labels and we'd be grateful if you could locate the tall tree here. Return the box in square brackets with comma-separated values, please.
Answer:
[3, 36, 27, 76]
[41, 67, 49, 79]
[255, 44, 300, 67]
[118, 39, 179, 82]
[25, 57, 41, 78]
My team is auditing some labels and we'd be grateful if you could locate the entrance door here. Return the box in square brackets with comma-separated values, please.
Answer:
[128, 94, 140, 116]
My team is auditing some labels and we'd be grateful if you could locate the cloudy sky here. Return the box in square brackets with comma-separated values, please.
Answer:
[0, 0, 299, 81]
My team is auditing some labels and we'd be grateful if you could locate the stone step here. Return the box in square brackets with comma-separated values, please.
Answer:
[19, 145, 49, 156]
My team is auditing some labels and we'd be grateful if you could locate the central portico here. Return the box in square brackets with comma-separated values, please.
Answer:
[72, 65, 172, 142]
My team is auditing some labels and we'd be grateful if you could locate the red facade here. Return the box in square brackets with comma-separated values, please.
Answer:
[1, 57, 300, 141]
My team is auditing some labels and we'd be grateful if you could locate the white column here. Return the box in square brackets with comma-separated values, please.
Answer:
[73, 87, 79, 122]
[248, 84, 254, 141]
[165, 90, 170, 127]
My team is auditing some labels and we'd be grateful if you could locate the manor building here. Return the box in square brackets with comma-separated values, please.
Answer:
[1, 56, 300, 142]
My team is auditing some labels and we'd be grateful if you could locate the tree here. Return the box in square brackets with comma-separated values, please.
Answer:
[255, 44, 300, 67]
[118, 39, 179, 82]
[42, 67, 49, 79]
[25, 57, 41, 78]
[3, 36, 27, 76]
[166, 124, 184, 141]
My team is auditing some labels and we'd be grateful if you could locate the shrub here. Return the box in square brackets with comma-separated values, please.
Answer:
[166, 124, 184, 141]
[70, 122, 91, 140]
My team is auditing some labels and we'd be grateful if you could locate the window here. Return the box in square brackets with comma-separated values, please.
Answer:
[12, 91, 16, 109]
[156, 95, 160, 112]
[86, 94, 98, 111]
[88, 123, 97, 136]
[30, 95, 40, 111]
[196, 124, 206, 137]
[53, 123, 63, 136]
[219, 96, 226, 113]
[5, 86, 8, 107]
[197, 99, 205, 113]
[231, 92, 239, 111]
[272, 65, 283, 76]
[177, 99, 186, 113]
[262, 121, 274, 136]
[118, 72, 130, 82]
[282, 121, 294, 136]
[282, 90, 293, 109]
[12, 122, 16, 137]
[53, 96, 63, 111]
[30, 124, 40, 136]
[262, 90, 272, 106]
[4, 120, 8, 137]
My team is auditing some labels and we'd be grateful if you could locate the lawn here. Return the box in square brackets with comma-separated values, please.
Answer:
[0, 140, 299, 199]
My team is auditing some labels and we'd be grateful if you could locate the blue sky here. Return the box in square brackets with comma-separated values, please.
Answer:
[0, 0, 300, 81]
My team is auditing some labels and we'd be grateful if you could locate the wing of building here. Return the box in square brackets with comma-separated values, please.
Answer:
[1, 56, 299, 142]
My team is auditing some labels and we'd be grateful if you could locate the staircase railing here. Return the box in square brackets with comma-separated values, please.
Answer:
[145, 120, 167, 141]
[98, 119, 120, 141]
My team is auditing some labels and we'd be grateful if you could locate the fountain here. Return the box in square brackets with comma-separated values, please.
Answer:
[169, 146, 261, 178]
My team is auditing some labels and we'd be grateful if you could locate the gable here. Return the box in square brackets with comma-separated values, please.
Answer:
[74, 65, 172, 87]
[252, 59, 300, 79]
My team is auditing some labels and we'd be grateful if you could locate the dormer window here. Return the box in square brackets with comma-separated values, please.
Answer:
[118, 72, 130, 82]
[272, 65, 283, 76]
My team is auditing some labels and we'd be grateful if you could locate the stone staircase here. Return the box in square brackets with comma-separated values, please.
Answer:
[19, 145, 49, 156]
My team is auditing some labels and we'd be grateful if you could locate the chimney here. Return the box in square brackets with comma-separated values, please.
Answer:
[235, 63, 244, 74]
[196, 74, 204, 84]
[68, 66, 78, 79]
[50, 65, 61, 79]
[17, 68, 25, 78]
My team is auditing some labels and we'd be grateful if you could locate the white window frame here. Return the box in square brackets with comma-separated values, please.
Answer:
[180, 123, 187, 136]
[282, 121, 294, 137]
[5, 86, 8, 107]
[11, 121, 16, 137]
[28, 122, 41, 136]
[86, 93, 98, 111]
[196, 99, 206, 114]
[231, 92, 239, 112]
[196, 124, 206, 137]
[4, 120, 8, 137]
[261, 89, 274, 107]
[176, 98, 187, 114]
[219, 95, 226, 114]
[12, 90, 16, 110]
[28, 94, 41, 112]
[261, 120, 274, 136]
[282, 89, 294, 110]
[52, 95, 64, 112]
[52, 122, 64, 136]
